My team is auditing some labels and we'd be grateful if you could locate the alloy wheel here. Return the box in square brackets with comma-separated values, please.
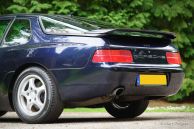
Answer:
[17, 74, 47, 116]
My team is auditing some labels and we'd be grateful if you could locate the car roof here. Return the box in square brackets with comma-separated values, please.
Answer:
[0, 13, 38, 18]
[0, 13, 70, 18]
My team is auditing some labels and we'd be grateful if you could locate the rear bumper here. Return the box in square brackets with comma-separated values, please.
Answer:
[51, 65, 184, 103]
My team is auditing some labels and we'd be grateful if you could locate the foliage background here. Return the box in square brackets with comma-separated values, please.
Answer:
[1, 0, 194, 101]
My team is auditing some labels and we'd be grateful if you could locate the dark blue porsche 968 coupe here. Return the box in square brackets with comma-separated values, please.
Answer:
[0, 14, 184, 123]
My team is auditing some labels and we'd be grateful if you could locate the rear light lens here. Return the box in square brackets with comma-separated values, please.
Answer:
[92, 50, 133, 63]
[166, 52, 182, 64]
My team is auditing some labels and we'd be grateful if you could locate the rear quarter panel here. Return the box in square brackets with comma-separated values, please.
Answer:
[0, 16, 107, 110]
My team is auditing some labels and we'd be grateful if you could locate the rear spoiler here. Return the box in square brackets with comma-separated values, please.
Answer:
[86, 29, 176, 39]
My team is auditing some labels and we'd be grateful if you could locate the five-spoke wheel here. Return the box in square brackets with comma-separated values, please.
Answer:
[13, 67, 63, 123]
[17, 75, 47, 116]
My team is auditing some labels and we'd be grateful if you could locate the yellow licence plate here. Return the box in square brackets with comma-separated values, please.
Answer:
[138, 74, 167, 86]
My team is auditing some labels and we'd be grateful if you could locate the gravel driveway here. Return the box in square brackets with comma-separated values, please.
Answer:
[0, 112, 194, 129]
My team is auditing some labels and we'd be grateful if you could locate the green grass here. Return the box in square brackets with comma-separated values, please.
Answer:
[146, 106, 194, 112]
[64, 108, 106, 112]
[63, 106, 194, 113]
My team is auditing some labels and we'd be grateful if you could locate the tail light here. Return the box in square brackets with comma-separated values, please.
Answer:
[92, 50, 133, 63]
[166, 52, 182, 64]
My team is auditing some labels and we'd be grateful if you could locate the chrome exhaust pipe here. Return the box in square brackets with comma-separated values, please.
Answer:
[111, 87, 125, 96]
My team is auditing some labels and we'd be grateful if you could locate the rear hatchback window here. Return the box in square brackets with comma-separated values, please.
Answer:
[39, 15, 117, 35]
[40, 16, 88, 35]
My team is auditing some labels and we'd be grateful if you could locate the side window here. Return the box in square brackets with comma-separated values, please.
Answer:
[40, 16, 86, 34]
[5, 19, 31, 45]
[0, 20, 11, 41]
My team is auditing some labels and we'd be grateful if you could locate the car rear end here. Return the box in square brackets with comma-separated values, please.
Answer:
[90, 29, 184, 101]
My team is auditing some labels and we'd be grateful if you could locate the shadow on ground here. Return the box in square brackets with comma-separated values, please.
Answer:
[0, 116, 187, 124]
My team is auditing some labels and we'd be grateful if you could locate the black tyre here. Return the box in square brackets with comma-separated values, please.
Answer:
[0, 111, 7, 117]
[105, 99, 149, 118]
[13, 67, 63, 123]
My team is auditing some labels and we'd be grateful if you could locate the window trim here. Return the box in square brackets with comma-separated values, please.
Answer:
[0, 17, 15, 45]
[38, 16, 89, 36]
[2, 17, 33, 47]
